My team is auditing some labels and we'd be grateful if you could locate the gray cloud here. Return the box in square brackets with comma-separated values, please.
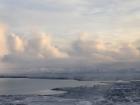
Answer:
[0, 0, 140, 73]
[0, 29, 140, 73]
[0, 0, 139, 36]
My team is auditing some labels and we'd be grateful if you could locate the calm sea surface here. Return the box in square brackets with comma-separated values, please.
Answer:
[0, 78, 103, 95]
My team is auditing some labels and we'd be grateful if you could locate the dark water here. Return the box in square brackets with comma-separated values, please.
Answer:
[0, 78, 104, 95]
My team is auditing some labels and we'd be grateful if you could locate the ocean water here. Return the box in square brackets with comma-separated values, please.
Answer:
[0, 78, 140, 105]
[0, 78, 103, 95]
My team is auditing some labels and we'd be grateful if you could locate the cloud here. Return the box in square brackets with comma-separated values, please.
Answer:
[0, 31, 69, 73]
[70, 33, 140, 62]
[8, 33, 26, 53]
[115, 42, 140, 61]
[134, 39, 140, 51]
[0, 28, 140, 73]
[1, 32, 69, 64]
[0, 0, 140, 74]
[26, 33, 69, 59]
[0, 29, 139, 63]
[0, 24, 8, 57]
[71, 33, 115, 62]
[0, 0, 140, 38]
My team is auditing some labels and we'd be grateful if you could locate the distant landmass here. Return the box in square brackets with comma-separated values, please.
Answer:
[0, 68, 140, 81]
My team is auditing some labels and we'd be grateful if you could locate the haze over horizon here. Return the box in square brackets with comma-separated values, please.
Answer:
[0, 0, 140, 74]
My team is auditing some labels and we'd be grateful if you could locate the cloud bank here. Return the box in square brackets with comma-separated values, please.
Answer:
[0, 25, 8, 57]
[0, 26, 140, 73]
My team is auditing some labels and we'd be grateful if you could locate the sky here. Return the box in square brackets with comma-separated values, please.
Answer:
[0, 0, 140, 73]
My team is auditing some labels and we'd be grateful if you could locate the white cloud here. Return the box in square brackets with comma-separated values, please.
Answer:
[0, 0, 140, 74]
[0, 24, 8, 57]
[8, 33, 26, 53]
[0, 31, 68, 64]
[115, 42, 140, 61]
[70, 33, 140, 62]
[26, 33, 69, 59]
[0, 25, 140, 73]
